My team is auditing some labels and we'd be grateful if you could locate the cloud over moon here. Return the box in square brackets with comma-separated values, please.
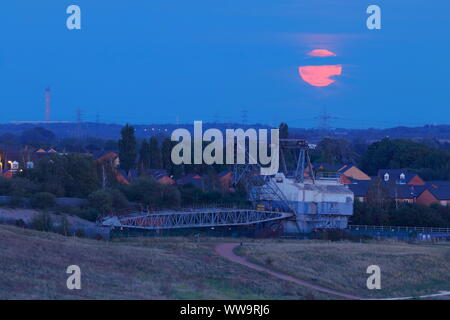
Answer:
[298, 65, 342, 87]
[308, 49, 336, 57]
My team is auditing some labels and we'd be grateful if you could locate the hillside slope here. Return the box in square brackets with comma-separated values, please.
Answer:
[1, 225, 449, 300]
[0, 225, 332, 299]
[238, 241, 450, 299]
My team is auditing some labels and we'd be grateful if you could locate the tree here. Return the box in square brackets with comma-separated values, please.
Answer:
[366, 177, 389, 209]
[18, 154, 99, 197]
[88, 190, 113, 215]
[359, 138, 450, 179]
[56, 215, 71, 236]
[313, 138, 358, 164]
[121, 177, 179, 209]
[149, 136, 162, 169]
[20, 127, 55, 147]
[278, 122, 296, 170]
[118, 124, 137, 173]
[0, 177, 12, 195]
[279, 123, 289, 139]
[0, 133, 18, 147]
[161, 137, 173, 172]
[30, 192, 56, 209]
[104, 139, 118, 151]
[64, 154, 100, 197]
[109, 188, 129, 210]
[139, 140, 151, 170]
[9, 177, 39, 197]
[203, 167, 221, 192]
[31, 212, 53, 232]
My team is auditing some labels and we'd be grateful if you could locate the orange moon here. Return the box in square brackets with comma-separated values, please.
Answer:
[299, 65, 342, 87]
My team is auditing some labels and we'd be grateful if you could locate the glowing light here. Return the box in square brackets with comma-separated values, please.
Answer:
[298, 65, 342, 87]
[308, 49, 336, 57]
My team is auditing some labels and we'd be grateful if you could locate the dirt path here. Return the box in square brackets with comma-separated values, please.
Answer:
[215, 243, 450, 300]
[215, 242, 362, 300]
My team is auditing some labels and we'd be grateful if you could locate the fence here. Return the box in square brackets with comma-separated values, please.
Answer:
[348, 225, 450, 234]
[348, 224, 450, 240]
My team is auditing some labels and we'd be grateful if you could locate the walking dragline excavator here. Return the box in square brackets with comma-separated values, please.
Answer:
[232, 138, 354, 234]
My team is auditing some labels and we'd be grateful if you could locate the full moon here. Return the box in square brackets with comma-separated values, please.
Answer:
[299, 49, 342, 87]
[299, 65, 342, 87]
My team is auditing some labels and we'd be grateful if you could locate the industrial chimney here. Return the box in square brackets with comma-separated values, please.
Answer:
[45, 86, 51, 121]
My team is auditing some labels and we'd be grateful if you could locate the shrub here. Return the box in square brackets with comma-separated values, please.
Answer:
[108, 188, 129, 210]
[0, 177, 12, 195]
[71, 207, 101, 222]
[122, 177, 180, 209]
[15, 219, 26, 228]
[31, 192, 56, 209]
[55, 215, 71, 236]
[9, 177, 39, 197]
[31, 212, 53, 232]
[88, 190, 113, 214]
[74, 228, 85, 238]
[94, 233, 103, 241]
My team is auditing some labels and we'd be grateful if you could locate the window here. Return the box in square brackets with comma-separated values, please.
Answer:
[384, 173, 389, 181]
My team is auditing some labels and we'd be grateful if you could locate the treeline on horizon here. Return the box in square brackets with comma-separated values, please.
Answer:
[1, 122, 450, 144]
[1, 124, 450, 178]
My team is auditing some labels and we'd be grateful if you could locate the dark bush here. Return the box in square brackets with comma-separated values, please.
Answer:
[8, 195, 25, 208]
[94, 233, 103, 241]
[108, 188, 129, 210]
[77, 207, 101, 222]
[88, 190, 113, 214]
[0, 177, 12, 195]
[9, 178, 39, 197]
[122, 177, 180, 209]
[31, 192, 56, 209]
[55, 215, 71, 236]
[74, 228, 85, 238]
[31, 212, 53, 232]
[15, 219, 26, 228]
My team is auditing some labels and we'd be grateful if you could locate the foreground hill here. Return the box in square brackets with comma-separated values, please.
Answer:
[0, 225, 449, 299]
[0, 225, 333, 299]
[239, 241, 450, 299]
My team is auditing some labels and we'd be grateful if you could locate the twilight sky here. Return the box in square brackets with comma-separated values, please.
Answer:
[0, 1, 449, 128]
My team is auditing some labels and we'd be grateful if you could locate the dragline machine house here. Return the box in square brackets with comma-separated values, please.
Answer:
[250, 173, 354, 233]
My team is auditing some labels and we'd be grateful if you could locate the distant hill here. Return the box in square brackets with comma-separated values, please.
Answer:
[0, 122, 449, 143]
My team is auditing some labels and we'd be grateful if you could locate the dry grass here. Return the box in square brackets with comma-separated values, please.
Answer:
[237, 239, 450, 298]
[0, 225, 332, 300]
[2, 224, 448, 299]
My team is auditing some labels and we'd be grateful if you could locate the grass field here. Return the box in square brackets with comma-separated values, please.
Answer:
[237, 240, 450, 299]
[0, 224, 449, 299]
[0, 225, 333, 299]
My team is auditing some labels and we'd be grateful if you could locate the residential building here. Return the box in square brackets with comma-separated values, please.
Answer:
[377, 169, 425, 185]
